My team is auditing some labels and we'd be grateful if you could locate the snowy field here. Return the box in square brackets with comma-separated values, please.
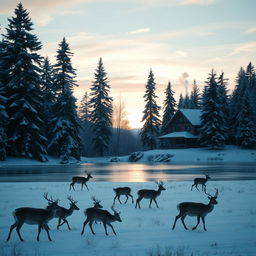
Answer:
[0, 180, 256, 256]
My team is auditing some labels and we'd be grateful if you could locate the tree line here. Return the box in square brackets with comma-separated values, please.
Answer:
[0, 4, 255, 163]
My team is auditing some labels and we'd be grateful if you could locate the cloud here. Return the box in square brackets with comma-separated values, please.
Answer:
[175, 51, 188, 58]
[128, 28, 151, 35]
[181, 0, 216, 5]
[244, 27, 256, 34]
[230, 41, 256, 56]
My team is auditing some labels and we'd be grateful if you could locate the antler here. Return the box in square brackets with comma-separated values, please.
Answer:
[204, 188, 218, 198]
[92, 196, 101, 203]
[111, 205, 120, 215]
[67, 196, 78, 204]
[43, 193, 59, 203]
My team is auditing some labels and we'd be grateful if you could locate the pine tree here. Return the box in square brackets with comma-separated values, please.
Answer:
[161, 81, 176, 135]
[41, 57, 55, 133]
[3, 3, 47, 161]
[178, 93, 184, 109]
[190, 80, 200, 109]
[79, 92, 90, 122]
[140, 70, 161, 149]
[0, 40, 9, 160]
[236, 88, 256, 148]
[230, 68, 248, 144]
[89, 58, 113, 156]
[217, 72, 230, 141]
[200, 70, 226, 149]
[184, 93, 190, 108]
[48, 38, 82, 162]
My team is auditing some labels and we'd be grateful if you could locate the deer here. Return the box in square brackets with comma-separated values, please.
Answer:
[91, 196, 103, 224]
[113, 186, 134, 205]
[135, 181, 166, 208]
[191, 174, 211, 191]
[81, 206, 121, 236]
[69, 171, 93, 191]
[172, 188, 219, 231]
[55, 196, 79, 230]
[6, 193, 59, 242]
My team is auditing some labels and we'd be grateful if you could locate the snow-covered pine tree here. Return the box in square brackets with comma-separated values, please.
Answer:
[48, 38, 82, 163]
[89, 58, 113, 156]
[3, 3, 48, 161]
[217, 72, 230, 141]
[140, 69, 161, 149]
[161, 81, 176, 135]
[178, 93, 184, 109]
[190, 80, 201, 109]
[236, 88, 256, 148]
[230, 68, 248, 144]
[79, 92, 90, 122]
[0, 40, 9, 160]
[200, 70, 226, 149]
[79, 91, 93, 156]
[41, 57, 55, 136]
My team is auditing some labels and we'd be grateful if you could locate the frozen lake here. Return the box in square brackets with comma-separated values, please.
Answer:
[0, 162, 256, 182]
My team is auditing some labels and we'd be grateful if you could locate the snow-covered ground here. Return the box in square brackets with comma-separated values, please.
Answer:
[0, 146, 256, 166]
[0, 180, 256, 255]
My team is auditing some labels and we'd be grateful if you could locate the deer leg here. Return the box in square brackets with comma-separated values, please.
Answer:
[129, 194, 134, 203]
[195, 184, 199, 191]
[192, 216, 200, 230]
[172, 215, 180, 230]
[37, 224, 42, 241]
[85, 183, 89, 190]
[15, 222, 25, 242]
[113, 195, 118, 205]
[124, 195, 129, 204]
[118, 195, 122, 204]
[81, 183, 84, 191]
[191, 184, 195, 191]
[65, 219, 71, 230]
[103, 222, 108, 236]
[6, 222, 18, 242]
[57, 218, 62, 229]
[107, 223, 116, 235]
[149, 199, 153, 208]
[201, 216, 207, 231]
[89, 221, 95, 235]
[153, 198, 159, 208]
[81, 218, 89, 235]
[44, 224, 52, 241]
[181, 216, 188, 230]
[135, 198, 141, 208]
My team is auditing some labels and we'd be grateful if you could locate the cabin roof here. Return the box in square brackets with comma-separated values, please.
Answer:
[159, 131, 198, 139]
[179, 109, 202, 126]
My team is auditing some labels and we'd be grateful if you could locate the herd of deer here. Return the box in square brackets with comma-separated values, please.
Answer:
[6, 172, 218, 242]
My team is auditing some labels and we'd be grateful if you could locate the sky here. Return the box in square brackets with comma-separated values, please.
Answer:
[0, 0, 256, 128]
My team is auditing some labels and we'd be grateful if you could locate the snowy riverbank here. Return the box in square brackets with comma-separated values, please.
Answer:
[0, 180, 256, 255]
[0, 146, 256, 166]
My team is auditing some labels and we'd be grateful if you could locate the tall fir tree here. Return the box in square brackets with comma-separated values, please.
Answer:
[140, 70, 161, 149]
[190, 80, 201, 109]
[89, 58, 113, 156]
[178, 93, 184, 109]
[0, 40, 9, 160]
[236, 88, 256, 148]
[48, 38, 82, 162]
[217, 72, 230, 141]
[200, 70, 226, 149]
[79, 92, 90, 122]
[161, 81, 176, 135]
[2, 3, 48, 161]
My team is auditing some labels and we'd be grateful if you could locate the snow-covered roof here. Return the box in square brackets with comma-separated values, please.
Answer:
[179, 109, 202, 126]
[159, 131, 198, 139]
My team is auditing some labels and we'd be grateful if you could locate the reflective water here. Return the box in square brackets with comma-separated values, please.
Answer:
[0, 162, 256, 182]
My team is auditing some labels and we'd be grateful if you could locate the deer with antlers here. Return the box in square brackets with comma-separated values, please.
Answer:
[135, 181, 166, 208]
[172, 188, 219, 231]
[6, 193, 59, 242]
[69, 171, 93, 191]
[113, 187, 134, 205]
[54, 196, 79, 230]
[191, 174, 211, 191]
[81, 206, 121, 236]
